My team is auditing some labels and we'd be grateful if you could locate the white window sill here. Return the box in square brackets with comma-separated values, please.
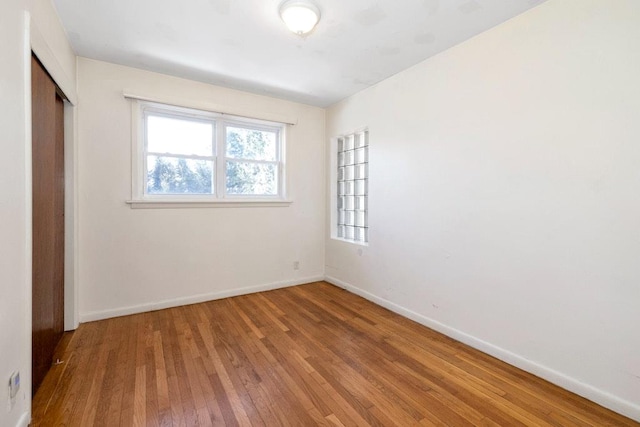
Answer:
[331, 236, 369, 247]
[126, 199, 293, 209]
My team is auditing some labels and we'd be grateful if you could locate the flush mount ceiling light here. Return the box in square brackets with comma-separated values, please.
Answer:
[279, 0, 321, 35]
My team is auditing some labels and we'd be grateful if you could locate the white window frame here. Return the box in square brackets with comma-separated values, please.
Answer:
[129, 100, 291, 208]
[331, 128, 369, 245]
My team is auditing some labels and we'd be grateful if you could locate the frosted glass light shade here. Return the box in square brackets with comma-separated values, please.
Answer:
[280, 0, 320, 35]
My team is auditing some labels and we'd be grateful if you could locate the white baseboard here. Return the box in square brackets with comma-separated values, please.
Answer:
[324, 275, 640, 423]
[80, 275, 325, 323]
[16, 411, 29, 427]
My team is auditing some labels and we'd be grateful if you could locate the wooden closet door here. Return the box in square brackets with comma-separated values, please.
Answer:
[31, 54, 65, 395]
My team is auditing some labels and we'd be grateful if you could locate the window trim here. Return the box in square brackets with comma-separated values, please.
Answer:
[125, 199, 292, 209]
[129, 100, 291, 207]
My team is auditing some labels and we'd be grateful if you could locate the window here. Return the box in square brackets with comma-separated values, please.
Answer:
[132, 101, 286, 204]
[336, 130, 368, 243]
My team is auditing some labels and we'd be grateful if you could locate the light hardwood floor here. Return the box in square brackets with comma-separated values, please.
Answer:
[32, 282, 637, 426]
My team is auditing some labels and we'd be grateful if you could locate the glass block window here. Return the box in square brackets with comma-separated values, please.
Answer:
[337, 130, 368, 243]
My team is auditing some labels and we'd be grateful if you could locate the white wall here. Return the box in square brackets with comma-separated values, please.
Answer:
[0, 0, 76, 425]
[77, 58, 325, 321]
[28, 0, 77, 101]
[0, 3, 31, 425]
[326, 0, 640, 421]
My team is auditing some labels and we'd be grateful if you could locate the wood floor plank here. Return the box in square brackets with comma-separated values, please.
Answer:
[32, 282, 638, 426]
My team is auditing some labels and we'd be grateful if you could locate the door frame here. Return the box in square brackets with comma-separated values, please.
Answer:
[27, 14, 79, 333]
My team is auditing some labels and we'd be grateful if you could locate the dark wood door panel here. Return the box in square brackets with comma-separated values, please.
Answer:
[31, 54, 65, 395]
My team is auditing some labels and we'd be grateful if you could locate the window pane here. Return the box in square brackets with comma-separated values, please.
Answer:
[146, 155, 213, 194]
[226, 161, 277, 195]
[147, 115, 213, 157]
[345, 226, 355, 240]
[355, 132, 368, 148]
[355, 147, 367, 163]
[346, 181, 354, 195]
[345, 165, 355, 181]
[345, 135, 355, 150]
[226, 126, 277, 161]
[344, 196, 354, 210]
[345, 211, 355, 226]
[355, 196, 367, 211]
[345, 150, 354, 165]
[355, 227, 368, 242]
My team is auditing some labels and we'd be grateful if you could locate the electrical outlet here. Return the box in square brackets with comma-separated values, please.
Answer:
[9, 371, 20, 401]
[293, 261, 300, 270]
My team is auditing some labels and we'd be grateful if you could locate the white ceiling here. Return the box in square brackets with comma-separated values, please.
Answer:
[53, 0, 546, 107]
